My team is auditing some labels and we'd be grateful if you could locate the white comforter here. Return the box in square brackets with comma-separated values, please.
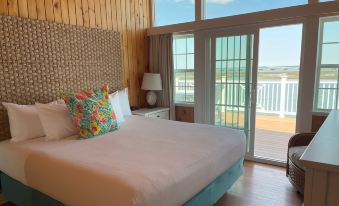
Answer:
[0, 116, 246, 206]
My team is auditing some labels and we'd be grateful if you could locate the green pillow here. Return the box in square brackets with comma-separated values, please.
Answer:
[64, 86, 118, 139]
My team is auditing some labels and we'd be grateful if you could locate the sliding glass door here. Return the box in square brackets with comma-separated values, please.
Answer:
[254, 24, 303, 162]
[210, 30, 258, 155]
[209, 23, 302, 164]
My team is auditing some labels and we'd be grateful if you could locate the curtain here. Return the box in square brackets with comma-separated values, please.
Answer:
[149, 34, 175, 120]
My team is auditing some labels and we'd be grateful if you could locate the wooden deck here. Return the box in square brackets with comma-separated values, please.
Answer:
[254, 114, 295, 161]
[219, 112, 295, 161]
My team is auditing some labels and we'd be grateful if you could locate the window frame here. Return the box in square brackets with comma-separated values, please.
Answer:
[151, 0, 327, 27]
[314, 15, 339, 112]
[173, 34, 195, 105]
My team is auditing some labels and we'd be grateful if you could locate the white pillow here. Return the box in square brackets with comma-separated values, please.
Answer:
[118, 88, 132, 116]
[109, 92, 125, 123]
[36, 103, 78, 140]
[3, 103, 45, 142]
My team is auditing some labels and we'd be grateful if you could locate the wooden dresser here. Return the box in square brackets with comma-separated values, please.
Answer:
[300, 110, 339, 206]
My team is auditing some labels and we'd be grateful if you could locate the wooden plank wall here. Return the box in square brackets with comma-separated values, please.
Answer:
[176, 106, 194, 123]
[0, 0, 150, 106]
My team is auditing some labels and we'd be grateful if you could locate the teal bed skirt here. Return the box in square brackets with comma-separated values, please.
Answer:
[1, 158, 243, 206]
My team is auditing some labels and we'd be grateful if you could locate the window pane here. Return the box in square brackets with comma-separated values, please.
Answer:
[174, 38, 187, 54]
[240, 35, 247, 59]
[216, 38, 222, 60]
[227, 36, 235, 60]
[187, 37, 194, 53]
[317, 89, 337, 110]
[155, 0, 194, 26]
[322, 43, 339, 65]
[315, 16, 339, 111]
[173, 35, 194, 103]
[175, 87, 186, 102]
[319, 68, 338, 88]
[215, 83, 222, 105]
[323, 21, 339, 43]
[175, 54, 187, 70]
[187, 54, 194, 69]
[317, 68, 338, 110]
[186, 70, 195, 103]
[205, 0, 307, 20]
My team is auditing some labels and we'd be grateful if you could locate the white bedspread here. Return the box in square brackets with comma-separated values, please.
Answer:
[0, 116, 246, 206]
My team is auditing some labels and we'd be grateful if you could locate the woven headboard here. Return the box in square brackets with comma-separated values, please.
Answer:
[0, 15, 123, 140]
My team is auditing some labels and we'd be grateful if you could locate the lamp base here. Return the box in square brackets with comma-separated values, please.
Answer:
[146, 91, 157, 107]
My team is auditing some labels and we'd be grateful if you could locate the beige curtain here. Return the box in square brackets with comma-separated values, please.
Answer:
[149, 34, 175, 120]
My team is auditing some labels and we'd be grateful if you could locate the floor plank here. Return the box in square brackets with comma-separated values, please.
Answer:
[215, 161, 303, 206]
[1, 161, 303, 206]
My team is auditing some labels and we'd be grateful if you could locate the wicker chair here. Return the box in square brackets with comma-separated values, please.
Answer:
[286, 133, 316, 194]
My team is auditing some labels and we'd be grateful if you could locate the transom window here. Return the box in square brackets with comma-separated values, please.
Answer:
[173, 34, 194, 104]
[314, 16, 339, 111]
[205, 0, 307, 20]
[154, 0, 195, 26]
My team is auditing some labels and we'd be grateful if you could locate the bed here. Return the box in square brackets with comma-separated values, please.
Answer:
[0, 116, 245, 206]
[0, 15, 246, 206]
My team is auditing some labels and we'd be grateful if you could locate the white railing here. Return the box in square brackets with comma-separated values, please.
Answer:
[175, 79, 194, 94]
[317, 81, 338, 110]
[175, 78, 338, 116]
[256, 78, 298, 116]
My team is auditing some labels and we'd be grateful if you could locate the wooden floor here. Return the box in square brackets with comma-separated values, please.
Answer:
[1, 161, 302, 206]
[215, 161, 303, 206]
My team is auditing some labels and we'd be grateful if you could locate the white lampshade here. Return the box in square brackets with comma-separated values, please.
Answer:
[141, 73, 162, 91]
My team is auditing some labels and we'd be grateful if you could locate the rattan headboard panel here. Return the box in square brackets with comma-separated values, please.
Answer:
[0, 15, 123, 140]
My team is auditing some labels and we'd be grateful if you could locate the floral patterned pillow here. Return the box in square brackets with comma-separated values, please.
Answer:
[63, 86, 118, 139]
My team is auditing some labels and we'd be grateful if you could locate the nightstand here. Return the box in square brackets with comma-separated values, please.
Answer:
[132, 107, 170, 120]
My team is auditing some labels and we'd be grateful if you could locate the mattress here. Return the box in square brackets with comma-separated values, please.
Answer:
[0, 116, 246, 206]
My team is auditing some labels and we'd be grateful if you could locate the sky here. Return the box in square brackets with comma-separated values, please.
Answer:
[259, 24, 303, 67]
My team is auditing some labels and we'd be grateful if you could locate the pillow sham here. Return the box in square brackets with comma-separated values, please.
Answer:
[64, 86, 118, 139]
[2, 103, 44, 142]
[36, 102, 78, 140]
[118, 88, 132, 116]
[109, 91, 125, 124]
[2, 100, 64, 142]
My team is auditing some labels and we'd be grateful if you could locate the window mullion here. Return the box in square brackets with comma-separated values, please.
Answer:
[195, 0, 205, 21]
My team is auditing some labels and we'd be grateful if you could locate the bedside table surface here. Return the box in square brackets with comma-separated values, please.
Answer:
[132, 107, 169, 115]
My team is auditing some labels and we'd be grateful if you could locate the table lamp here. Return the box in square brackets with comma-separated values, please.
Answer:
[141, 73, 162, 107]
